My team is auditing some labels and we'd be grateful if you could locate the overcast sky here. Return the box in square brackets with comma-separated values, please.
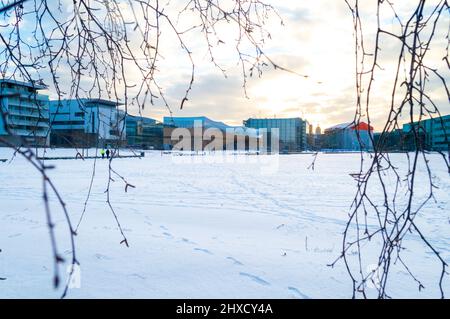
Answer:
[5, 0, 449, 131]
[132, 0, 448, 131]
[145, 1, 359, 129]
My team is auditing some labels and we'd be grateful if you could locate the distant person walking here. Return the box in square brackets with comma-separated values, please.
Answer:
[106, 149, 110, 159]
[100, 148, 106, 159]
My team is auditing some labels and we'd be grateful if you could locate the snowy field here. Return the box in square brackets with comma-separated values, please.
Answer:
[0, 148, 449, 298]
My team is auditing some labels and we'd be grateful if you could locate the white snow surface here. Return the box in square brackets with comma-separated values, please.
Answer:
[0, 148, 449, 298]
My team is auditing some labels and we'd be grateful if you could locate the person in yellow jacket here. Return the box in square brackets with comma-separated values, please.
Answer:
[100, 148, 106, 159]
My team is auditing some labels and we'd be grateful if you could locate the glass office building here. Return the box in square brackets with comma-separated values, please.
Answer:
[163, 116, 230, 130]
[243, 118, 307, 152]
[125, 114, 165, 149]
[49, 99, 125, 147]
[403, 114, 450, 151]
[0, 79, 50, 146]
[323, 122, 374, 151]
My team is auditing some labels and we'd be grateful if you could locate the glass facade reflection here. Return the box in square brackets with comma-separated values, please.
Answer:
[243, 118, 307, 152]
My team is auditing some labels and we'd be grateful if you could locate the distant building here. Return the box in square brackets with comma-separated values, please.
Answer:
[243, 117, 307, 152]
[49, 99, 126, 147]
[402, 115, 450, 152]
[307, 124, 314, 150]
[313, 133, 326, 150]
[125, 114, 164, 149]
[373, 130, 404, 151]
[307, 124, 324, 151]
[163, 116, 230, 131]
[323, 122, 374, 151]
[163, 116, 259, 151]
[315, 125, 322, 135]
[0, 79, 50, 146]
[373, 115, 450, 152]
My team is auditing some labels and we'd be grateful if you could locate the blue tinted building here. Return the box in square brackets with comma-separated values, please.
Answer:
[163, 116, 230, 130]
[49, 99, 126, 147]
[0, 79, 50, 146]
[323, 122, 374, 151]
[243, 117, 307, 152]
[163, 116, 259, 151]
[125, 114, 165, 149]
[403, 114, 450, 151]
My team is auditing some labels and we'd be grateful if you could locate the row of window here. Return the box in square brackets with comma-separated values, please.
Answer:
[8, 107, 47, 117]
[9, 124, 48, 131]
[432, 126, 450, 132]
[434, 141, 450, 145]
[51, 120, 85, 126]
[1, 83, 35, 93]
[9, 115, 49, 123]
[432, 133, 449, 139]
[6, 98, 48, 108]
[48, 111, 86, 117]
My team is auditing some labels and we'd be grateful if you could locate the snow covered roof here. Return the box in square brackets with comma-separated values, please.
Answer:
[80, 98, 123, 107]
[0, 78, 47, 90]
[325, 122, 374, 132]
[122, 113, 157, 125]
[163, 116, 261, 137]
[326, 122, 353, 130]
[163, 116, 230, 130]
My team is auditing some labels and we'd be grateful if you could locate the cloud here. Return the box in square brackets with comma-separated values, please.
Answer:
[5, 0, 448, 132]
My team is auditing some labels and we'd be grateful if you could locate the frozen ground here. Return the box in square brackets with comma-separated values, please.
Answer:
[0, 148, 449, 298]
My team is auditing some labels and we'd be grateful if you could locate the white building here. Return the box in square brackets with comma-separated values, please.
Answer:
[0, 79, 50, 146]
[49, 99, 126, 147]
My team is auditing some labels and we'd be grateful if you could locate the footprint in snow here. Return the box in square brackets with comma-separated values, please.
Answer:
[94, 253, 112, 260]
[181, 238, 196, 245]
[288, 286, 310, 299]
[226, 256, 244, 266]
[239, 272, 270, 286]
[162, 232, 173, 238]
[129, 273, 146, 280]
[194, 248, 213, 255]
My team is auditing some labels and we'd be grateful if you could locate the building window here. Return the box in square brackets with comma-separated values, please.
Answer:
[51, 120, 85, 125]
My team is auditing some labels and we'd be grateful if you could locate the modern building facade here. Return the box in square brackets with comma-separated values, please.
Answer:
[306, 124, 324, 151]
[323, 122, 374, 151]
[126, 114, 164, 149]
[163, 116, 230, 131]
[243, 117, 307, 152]
[49, 99, 126, 147]
[373, 130, 405, 151]
[0, 79, 50, 146]
[163, 116, 259, 151]
[315, 125, 322, 135]
[402, 115, 450, 151]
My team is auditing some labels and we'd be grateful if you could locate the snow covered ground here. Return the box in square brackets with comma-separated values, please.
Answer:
[0, 148, 449, 298]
